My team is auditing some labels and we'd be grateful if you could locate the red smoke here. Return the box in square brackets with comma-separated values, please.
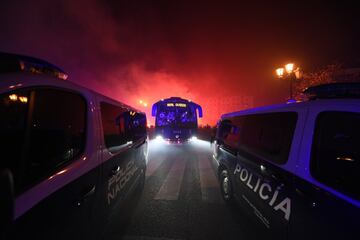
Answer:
[4, 1, 354, 125]
[0, 0, 264, 125]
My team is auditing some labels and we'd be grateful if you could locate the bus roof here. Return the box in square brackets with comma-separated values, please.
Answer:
[151, 96, 203, 118]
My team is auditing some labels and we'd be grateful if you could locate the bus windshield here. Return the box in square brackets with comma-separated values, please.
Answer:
[156, 105, 196, 128]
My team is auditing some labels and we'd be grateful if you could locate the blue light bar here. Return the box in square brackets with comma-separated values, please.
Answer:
[303, 83, 360, 100]
[0, 52, 68, 80]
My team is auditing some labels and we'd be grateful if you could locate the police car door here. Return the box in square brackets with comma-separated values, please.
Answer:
[4, 88, 100, 239]
[233, 112, 298, 239]
[290, 103, 360, 239]
[97, 102, 139, 228]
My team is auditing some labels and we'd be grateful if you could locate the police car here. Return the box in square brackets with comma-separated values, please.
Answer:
[213, 83, 359, 239]
[0, 53, 148, 239]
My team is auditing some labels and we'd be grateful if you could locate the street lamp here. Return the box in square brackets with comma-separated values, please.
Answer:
[276, 68, 285, 78]
[285, 63, 294, 74]
[276, 63, 300, 100]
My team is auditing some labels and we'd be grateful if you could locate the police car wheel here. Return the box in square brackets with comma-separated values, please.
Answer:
[220, 170, 234, 203]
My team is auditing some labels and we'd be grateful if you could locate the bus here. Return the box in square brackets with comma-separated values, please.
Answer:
[151, 97, 203, 142]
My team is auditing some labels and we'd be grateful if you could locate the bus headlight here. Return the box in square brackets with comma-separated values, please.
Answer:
[156, 135, 163, 141]
[191, 136, 198, 141]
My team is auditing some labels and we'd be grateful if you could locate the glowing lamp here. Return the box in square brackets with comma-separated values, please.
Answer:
[285, 63, 294, 74]
[276, 68, 284, 78]
[9, 94, 18, 101]
[19, 96, 28, 103]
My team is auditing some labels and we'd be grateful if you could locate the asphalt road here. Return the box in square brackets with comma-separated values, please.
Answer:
[107, 139, 264, 240]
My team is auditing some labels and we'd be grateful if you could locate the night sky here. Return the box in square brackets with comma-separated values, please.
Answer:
[1, 0, 359, 125]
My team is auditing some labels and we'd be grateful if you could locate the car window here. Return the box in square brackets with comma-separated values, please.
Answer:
[0, 88, 87, 194]
[239, 112, 298, 164]
[0, 89, 30, 193]
[100, 102, 131, 153]
[132, 112, 147, 141]
[217, 118, 243, 153]
[23, 89, 86, 191]
[311, 111, 360, 200]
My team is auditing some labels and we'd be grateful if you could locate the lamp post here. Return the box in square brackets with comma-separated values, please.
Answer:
[276, 63, 300, 101]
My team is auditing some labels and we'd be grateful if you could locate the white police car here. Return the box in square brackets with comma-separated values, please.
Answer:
[0, 52, 148, 239]
[213, 83, 360, 239]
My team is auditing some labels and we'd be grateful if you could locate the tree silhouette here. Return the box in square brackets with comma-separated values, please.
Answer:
[294, 64, 342, 100]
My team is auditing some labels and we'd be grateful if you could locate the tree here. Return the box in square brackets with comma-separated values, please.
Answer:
[293, 64, 342, 100]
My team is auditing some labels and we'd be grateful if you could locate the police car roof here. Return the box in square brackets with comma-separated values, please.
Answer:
[221, 98, 360, 120]
[0, 52, 68, 80]
[304, 82, 360, 100]
[0, 72, 143, 114]
[222, 83, 360, 119]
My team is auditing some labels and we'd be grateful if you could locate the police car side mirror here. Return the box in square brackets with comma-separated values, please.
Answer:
[0, 169, 15, 236]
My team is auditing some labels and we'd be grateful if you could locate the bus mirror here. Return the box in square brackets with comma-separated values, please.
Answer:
[196, 105, 203, 118]
[0, 169, 15, 235]
[151, 103, 157, 117]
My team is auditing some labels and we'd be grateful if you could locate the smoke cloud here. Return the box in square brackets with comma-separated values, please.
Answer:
[1, 0, 359, 124]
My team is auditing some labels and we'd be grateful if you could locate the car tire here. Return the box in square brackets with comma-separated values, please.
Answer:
[220, 169, 235, 204]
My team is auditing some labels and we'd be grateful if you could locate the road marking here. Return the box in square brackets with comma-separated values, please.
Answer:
[198, 153, 222, 203]
[146, 154, 167, 177]
[154, 158, 186, 200]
